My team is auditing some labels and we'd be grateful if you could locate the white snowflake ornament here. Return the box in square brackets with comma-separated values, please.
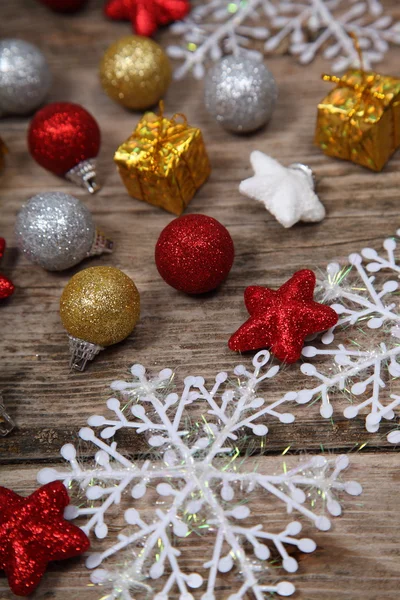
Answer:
[289, 231, 400, 440]
[38, 352, 361, 600]
[239, 151, 326, 228]
[167, 0, 400, 79]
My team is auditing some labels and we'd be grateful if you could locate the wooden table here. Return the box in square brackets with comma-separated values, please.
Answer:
[1, 1, 399, 598]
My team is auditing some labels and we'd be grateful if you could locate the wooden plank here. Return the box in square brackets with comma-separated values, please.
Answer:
[0, 453, 398, 600]
[0, 2, 400, 597]
[1, 0, 400, 458]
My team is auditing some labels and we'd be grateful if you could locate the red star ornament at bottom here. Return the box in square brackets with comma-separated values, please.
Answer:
[0, 481, 90, 597]
[104, 0, 190, 37]
[0, 238, 14, 300]
[229, 269, 338, 364]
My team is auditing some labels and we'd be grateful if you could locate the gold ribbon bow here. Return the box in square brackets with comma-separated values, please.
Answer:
[135, 101, 195, 176]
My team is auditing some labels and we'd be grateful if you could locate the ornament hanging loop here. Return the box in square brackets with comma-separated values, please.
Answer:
[350, 32, 364, 71]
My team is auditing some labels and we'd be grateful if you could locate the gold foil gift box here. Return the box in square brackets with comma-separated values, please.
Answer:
[114, 105, 211, 215]
[315, 69, 400, 172]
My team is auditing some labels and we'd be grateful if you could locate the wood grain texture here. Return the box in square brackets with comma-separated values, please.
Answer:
[0, 0, 400, 598]
[0, 454, 399, 600]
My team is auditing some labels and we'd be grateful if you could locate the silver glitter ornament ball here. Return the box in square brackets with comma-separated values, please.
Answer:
[204, 55, 278, 134]
[15, 192, 96, 271]
[0, 39, 51, 117]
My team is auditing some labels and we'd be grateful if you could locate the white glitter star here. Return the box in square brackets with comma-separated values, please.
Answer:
[239, 151, 326, 229]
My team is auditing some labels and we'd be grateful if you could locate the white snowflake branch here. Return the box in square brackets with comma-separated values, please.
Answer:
[167, 0, 400, 79]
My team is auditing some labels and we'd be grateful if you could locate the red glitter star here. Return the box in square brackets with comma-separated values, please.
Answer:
[104, 0, 190, 37]
[0, 238, 14, 300]
[0, 481, 90, 597]
[229, 270, 338, 364]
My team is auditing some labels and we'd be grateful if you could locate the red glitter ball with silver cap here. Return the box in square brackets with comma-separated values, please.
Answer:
[229, 269, 338, 363]
[0, 238, 14, 300]
[104, 0, 190, 37]
[28, 102, 101, 193]
[155, 214, 235, 294]
[0, 481, 90, 597]
[36, 0, 88, 11]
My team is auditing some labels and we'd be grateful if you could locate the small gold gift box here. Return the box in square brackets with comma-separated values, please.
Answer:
[114, 105, 211, 215]
[315, 69, 400, 172]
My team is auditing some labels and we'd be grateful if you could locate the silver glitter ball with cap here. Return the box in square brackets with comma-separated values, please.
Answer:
[204, 55, 278, 134]
[0, 39, 51, 117]
[15, 192, 113, 271]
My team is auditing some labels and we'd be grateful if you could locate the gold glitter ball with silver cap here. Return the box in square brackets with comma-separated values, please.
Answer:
[15, 192, 113, 271]
[0, 39, 51, 117]
[204, 55, 278, 133]
[60, 266, 140, 371]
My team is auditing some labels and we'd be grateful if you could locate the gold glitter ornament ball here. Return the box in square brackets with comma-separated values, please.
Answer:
[60, 266, 140, 347]
[100, 36, 172, 110]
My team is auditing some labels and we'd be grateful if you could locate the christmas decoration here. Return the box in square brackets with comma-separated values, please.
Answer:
[36, 0, 88, 11]
[155, 214, 234, 294]
[0, 481, 89, 597]
[229, 270, 339, 363]
[288, 230, 400, 439]
[0, 136, 7, 170]
[0, 39, 51, 116]
[0, 238, 15, 300]
[38, 355, 362, 600]
[115, 103, 211, 214]
[60, 266, 140, 371]
[104, 0, 190, 37]
[0, 394, 15, 437]
[315, 67, 400, 172]
[100, 36, 171, 110]
[167, 0, 400, 79]
[15, 192, 113, 272]
[28, 102, 101, 193]
[239, 152, 325, 228]
[204, 56, 277, 134]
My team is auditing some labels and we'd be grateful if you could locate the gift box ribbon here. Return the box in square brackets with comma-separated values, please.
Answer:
[122, 102, 199, 186]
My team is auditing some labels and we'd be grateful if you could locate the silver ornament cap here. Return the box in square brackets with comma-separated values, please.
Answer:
[65, 158, 101, 194]
[0, 39, 51, 117]
[288, 163, 316, 191]
[204, 55, 278, 134]
[68, 335, 104, 372]
[15, 192, 113, 271]
[0, 394, 15, 437]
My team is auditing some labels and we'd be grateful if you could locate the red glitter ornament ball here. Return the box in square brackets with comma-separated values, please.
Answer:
[0, 238, 14, 300]
[0, 481, 90, 597]
[36, 0, 88, 12]
[104, 0, 190, 37]
[28, 102, 101, 177]
[155, 214, 235, 294]
[229, 270, 339, 364]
